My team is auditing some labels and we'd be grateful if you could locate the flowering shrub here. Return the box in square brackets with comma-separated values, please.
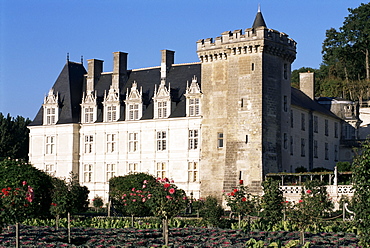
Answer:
[0, 181, 34, 225]
[146, 178, 187, 219]
[224, 183, 258, 220]
[260, 178, 284, 228]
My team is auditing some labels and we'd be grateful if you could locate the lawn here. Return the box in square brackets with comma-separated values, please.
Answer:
[0, 225, 359, 247]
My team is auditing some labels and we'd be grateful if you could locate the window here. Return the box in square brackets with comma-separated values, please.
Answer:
[334, 122, 338, 138]
[46, 107, 56, 125]
[290, 110, 294, 128]
[157, 101, 167, 118]
[325, 143, 329, 160]
[106, 164, 115, 181]
[188, 162, 198, 182]
[314, 140, 318, 158]
[189, 130, 199, 149]
[84, 135, 93, 153]
[217, 133, 224, 148]
[301, 113, 305, 131]
[189, 98, 200, 116]
[107, 106, 117, 122]
[290, 136, 293, 155]
[156, 162, 166, 179]
[107, 134, 116, 153]
[128, 163, 138, 173]
[301, 138, 305, 157]
[344, 105, 353, 118]
[128, 104, 139, 120]
[283, 96, 287, 112]
[45, 164, 55, 175]
[128, 133, 138, 152]
[325, 119, 329, 136]
[84, 107, 94, 123]
[84, 164, 93, 182]
[46, 136, 55, 154]
[251, 63, 255, 71]
[313, 116, 318, 133]
[283, 63, 288, 79]
[157, 131, 167, 151]
[283, 133, 287, 149]
[334, 145, 338, 161]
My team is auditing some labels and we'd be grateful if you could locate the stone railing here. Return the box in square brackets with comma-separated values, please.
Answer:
[281, 184, 354, 209]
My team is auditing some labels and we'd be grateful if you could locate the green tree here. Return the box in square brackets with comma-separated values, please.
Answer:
[352, 139, 370, 246]
[0, 159, 53, 218]
[286, 180, 333, 244]
[0, 113, 31, 161]
[199, 196, 224, 228]
[260, 179, 284, 228]
[109, 173, 157, 216]
[224, 184, 258, 229]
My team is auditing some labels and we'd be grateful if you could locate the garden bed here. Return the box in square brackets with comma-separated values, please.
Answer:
[0, 225, 359, 247]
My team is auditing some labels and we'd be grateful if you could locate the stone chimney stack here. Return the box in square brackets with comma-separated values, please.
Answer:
[87, 59, 103, 92]
[161, 50, 175, 80]
[300, 72, 315, 100]
[112, 52, 128, 90]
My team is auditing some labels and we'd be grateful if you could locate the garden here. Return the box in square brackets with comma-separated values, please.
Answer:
[0, 155, 369, 247]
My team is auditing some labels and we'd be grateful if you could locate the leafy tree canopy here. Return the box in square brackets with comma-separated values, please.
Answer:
[0, 113, 31, 161]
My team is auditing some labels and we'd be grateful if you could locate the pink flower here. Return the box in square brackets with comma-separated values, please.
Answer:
[143, 180, 148, 184]
[299, 199, 303, 203]
[142, 198, 146, 202]
[142, 185, 146, 189]
[169, 188, 175, 194]
[183, 196, 187, 200]
[132, 199, 136, 202]
[164, 183, 170, 188]
[22, 181, 27, 186]
[242, 197, 247, 202]
[132, 188, 135, 191]
[306, 190, 312, 194]
[166, 195, 172, 199]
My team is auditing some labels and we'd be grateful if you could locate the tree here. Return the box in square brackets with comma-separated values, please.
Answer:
[224, 183, 258, 229]
[286, 180, 333, 244]
[0, 113, 31, 161]
[0, 159, 53, 219]
[199, 196, 224, 228]
[109, 173, 157, 217]
[352, 139, 370, 246]
[260, 179, 284, 228]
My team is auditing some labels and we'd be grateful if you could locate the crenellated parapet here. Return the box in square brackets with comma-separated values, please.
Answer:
[197, 27, 296, 63]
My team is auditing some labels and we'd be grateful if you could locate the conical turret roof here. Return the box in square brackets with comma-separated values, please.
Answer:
[252, 8, 267, 29]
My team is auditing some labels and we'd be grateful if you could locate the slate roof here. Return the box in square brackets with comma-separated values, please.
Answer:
[291, 87, 340, 120]
[29, 61, 87, 126]
[252, 10, 267, 29]
[30, 61, 201, 125]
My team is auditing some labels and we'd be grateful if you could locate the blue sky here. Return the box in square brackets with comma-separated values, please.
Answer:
[0, 0, 367, 119]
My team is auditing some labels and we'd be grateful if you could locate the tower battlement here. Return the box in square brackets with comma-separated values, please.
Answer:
[197, 27, 296, 63]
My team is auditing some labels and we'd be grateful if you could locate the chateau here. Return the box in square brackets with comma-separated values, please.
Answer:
[28, 10, 358, 202]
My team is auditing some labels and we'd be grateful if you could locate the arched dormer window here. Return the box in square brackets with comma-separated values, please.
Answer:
[153, 79, 171, 119]
[184, 76, 202, 117]
[103, 85, 120, 122]
[81, 91, 97, 123]
[43, 89, 59, 125]
[124, 81, 143, 121]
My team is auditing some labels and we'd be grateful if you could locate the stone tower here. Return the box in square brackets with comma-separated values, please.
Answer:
[197, 10, 296, 197]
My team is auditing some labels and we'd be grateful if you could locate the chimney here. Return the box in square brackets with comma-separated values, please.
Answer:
[112, 52, 128, 90]
[161, 50, 175, 80]
[300, 72, 315, 100]
[87, 59, 103, 92]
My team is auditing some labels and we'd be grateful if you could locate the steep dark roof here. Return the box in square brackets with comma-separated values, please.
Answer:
[30, 61, 201, 125]
[29, 61, 87, 126]
[291, 87, 340, 119]
[252, 10, 267, 29]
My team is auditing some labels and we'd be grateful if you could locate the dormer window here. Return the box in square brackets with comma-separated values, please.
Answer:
[189, 98, 200, 116]
[125, 81, 143, 121]
[43, 89, 59, 125]
[185, 76, 202, 117]
[103, 85, 120, 122]
[153, 79, 171, 119]
[81, 91, 97, 124]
